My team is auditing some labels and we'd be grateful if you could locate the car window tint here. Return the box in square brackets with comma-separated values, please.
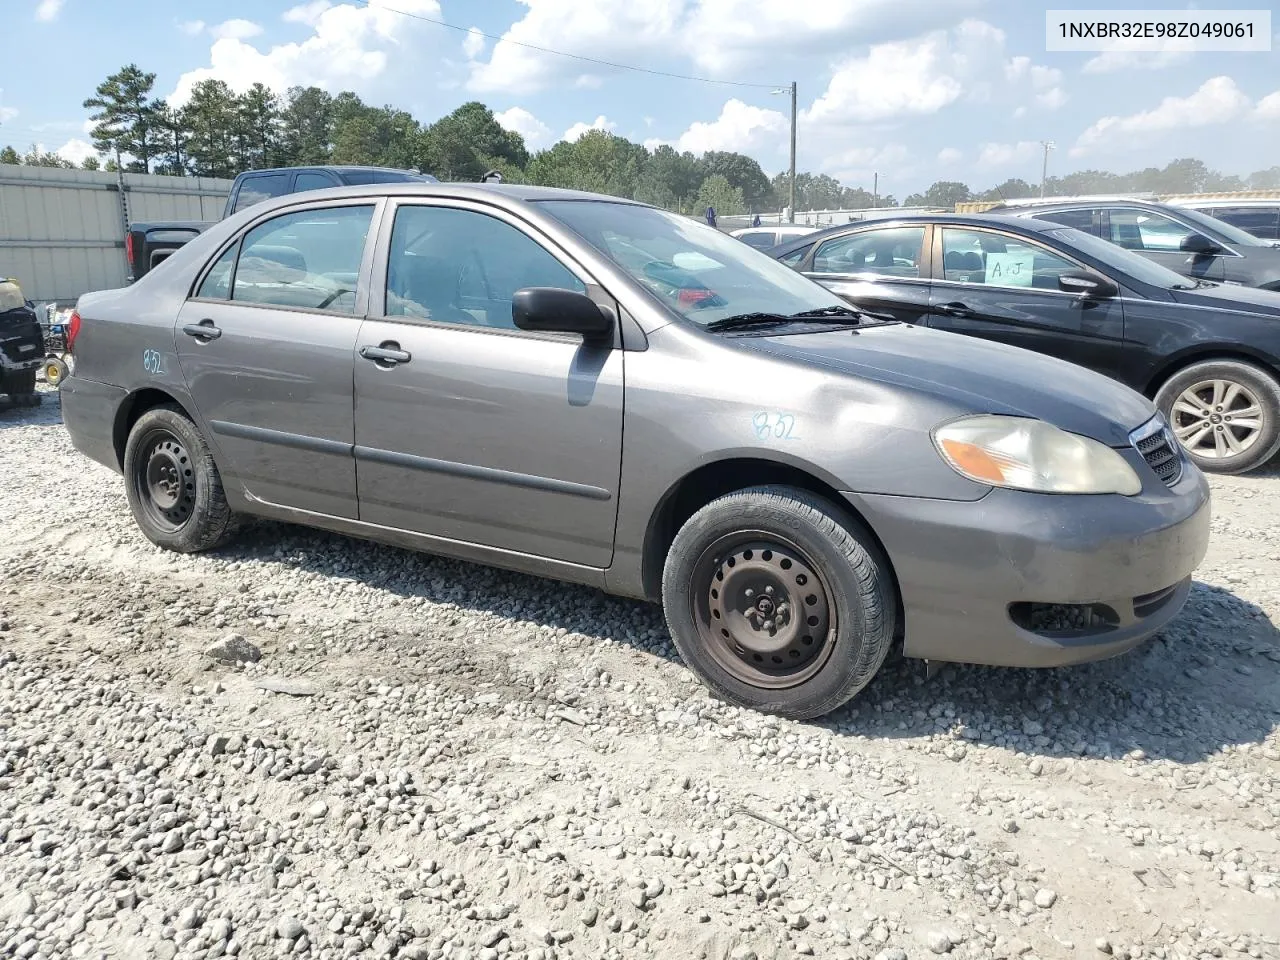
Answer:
[740, 232, 777, 249]
[1107, 209, 1202, 252]
[294, 172, 337, 192]
[385, 206, 585, 329]
[941, 228, 1078, 290]
[232, 173, 290, 213]
[812, 227, 925, 278]
[1200, 207, 1280, 240]
[1036, 208, 1095, 233]
[779, 246, 809, 267]
[196, 243, 238, 300]
[231, 205, 374, 313]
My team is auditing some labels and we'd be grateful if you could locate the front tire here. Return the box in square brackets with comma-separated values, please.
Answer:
[661, 485, 898, 720]
[1155, 360, 1280, 474]
[123, 405, 240, 553]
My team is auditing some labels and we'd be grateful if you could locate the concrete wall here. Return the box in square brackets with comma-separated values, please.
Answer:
[0, 165, 233, 304]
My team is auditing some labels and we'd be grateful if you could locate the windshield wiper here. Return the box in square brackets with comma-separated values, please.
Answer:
[703, 313, 793, 332]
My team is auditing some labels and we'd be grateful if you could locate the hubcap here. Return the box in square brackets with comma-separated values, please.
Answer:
[134, 431, 196, 530]
[1170, 379, 1264, 459]
[694, 535, 835, 689]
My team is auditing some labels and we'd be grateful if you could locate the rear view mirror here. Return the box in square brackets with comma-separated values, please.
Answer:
[513, 287, 614, 340]
[1180, 233, 1221, 256]
[1058, 270, 1118, 299]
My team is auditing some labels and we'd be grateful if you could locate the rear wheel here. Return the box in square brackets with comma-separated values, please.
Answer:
[661, 485, 897, 720]
[1155, 360, 1280, 474]
[4, 370, 39, 406]
[123, 405, 240, 553]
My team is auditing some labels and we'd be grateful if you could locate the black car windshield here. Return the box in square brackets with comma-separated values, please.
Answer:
[1175, 206, 1270, 247]
[1046, 227, 1197, 289]
[537, 200, 847, 324]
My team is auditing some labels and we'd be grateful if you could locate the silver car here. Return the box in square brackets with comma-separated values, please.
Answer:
[60, 183, 1211, 719]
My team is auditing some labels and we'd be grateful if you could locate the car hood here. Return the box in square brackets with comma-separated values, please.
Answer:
[744, 323, 1156, 447]
[1168, 280, 1280, 314]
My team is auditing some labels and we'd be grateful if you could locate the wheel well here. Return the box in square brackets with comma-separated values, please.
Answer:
[1143, 349, 1277, 399]
[640, 459, 904, 635]
[112, 388, 191, 469]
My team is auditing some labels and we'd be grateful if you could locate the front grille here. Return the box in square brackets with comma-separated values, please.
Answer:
[1133, 582, 1181, 618]
[1131, 418, 1182, 487]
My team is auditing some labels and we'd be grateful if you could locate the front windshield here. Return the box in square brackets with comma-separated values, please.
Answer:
[537, 200, 847, 324]
[1047, 227, 1196, 289]
[1176, 206, 1268, 247]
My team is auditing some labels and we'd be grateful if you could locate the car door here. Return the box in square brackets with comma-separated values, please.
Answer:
[352, 200, 624, 567]
[175, 199, 379, 519]
[926, 225, 1128, 379]
[799, 224, 932, 324]
[1103, 207, 1227, 282]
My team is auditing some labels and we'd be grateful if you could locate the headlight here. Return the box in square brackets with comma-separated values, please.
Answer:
[933, 415, 1142, 495]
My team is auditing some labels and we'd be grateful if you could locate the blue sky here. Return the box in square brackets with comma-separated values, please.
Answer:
[2, 0, 1277, 196]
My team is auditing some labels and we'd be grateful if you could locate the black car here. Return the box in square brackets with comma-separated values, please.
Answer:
[986, 198, 1280, 290]
[769, 213, 1280, 474]
[0, 277, 45, 407]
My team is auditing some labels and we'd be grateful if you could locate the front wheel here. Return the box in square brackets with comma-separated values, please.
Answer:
[123, 405, 241, 553]
[661, 485, 898, 720]
[1155, 360, 1280, 474]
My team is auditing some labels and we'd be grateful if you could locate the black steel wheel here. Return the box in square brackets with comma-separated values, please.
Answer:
[693, 533, 836, 689]
[662, 485, 898, 720]
[123, 404, 241, 553]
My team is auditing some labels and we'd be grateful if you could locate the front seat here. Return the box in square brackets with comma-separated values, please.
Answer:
[393, 255, 474, 325]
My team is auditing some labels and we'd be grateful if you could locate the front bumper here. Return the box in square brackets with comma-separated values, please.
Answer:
[845, 460, 1211, 668]
[61, 375, 127, 474]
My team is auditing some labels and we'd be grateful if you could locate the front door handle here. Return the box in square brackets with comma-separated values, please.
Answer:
[360, 343, 411, 366]
[935, 302, 974, 318]
[182, 320, 222, 341]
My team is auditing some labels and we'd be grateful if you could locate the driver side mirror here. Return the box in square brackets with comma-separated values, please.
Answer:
[512, 287, 614, 340]
[1179, 233, 1221, 256]
[1058, 270, 1118, 299]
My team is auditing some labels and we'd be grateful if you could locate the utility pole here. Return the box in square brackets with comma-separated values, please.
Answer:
[788, 81, 797, 223]
[1039, 140, 1055, 198]
[873, 172, 879, 208]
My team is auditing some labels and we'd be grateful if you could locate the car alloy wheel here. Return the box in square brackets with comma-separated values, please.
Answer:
[1170, 378, 1264, 459]
[691, 532, 836, 689]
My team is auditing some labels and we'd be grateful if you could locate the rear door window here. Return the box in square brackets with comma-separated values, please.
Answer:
[231, 205, 375, 313]
[294, 172, 339, 192]
[232, 173, 290, 213]
[1107, 208, 1204, 252]
[1199, 207, 1280, 240]
[941, 228, 1080, 289]
[811, 227, 926, 278]
[1035, 208, 1097, 234]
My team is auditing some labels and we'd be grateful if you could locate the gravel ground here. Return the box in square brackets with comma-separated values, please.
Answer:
[1, 388, 1278, 960]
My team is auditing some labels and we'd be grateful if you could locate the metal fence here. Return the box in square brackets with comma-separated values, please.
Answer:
[0, 164, 233, 305]
[715, 206, 949, 231]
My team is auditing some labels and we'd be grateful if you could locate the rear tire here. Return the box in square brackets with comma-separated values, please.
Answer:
[1155, 359, 1280, 474]
[661, 485, 898, 720]
[123, 405, 241, 553]
[5, 370, 39, 406]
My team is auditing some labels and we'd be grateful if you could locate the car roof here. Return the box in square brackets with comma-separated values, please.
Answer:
[1169, 198, 1280, 207]
[767, 212, 1067, 255]
[990, 197, 1168, 213]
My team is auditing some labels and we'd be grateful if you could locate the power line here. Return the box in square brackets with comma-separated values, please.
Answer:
[355, 0, 784, 90]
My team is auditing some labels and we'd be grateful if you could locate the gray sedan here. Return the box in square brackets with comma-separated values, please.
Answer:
[60, 183, 1211, 719]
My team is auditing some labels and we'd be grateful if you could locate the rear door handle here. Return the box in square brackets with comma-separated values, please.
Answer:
[360, 343, 411, 365]
[182, 320, 222, 340]
[935, 302, 974, 318]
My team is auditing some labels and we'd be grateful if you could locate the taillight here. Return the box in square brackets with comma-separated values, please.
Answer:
[125, 232, 135, 268]
[67, 311, 81, 354]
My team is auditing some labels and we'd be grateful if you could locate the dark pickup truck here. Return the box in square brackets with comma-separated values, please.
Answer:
[126, 165, 438, 281]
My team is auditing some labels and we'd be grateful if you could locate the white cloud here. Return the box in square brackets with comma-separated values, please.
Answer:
[1082, 45, 1193, 75]
[823, 143, 911, 184]
[671, 99, 788, 155]
[462, 26, 486, 60]
[1004, 55, 1066, 110]
[35, 0, 63, 21]
[178, 19, 207, 36]
[0, 106, 17, 125]
[493, 106, 553, 149]
[937, 147, 963, 165]
[1257, 90, 1280, 121]
[562, 115, 616, 143]
[169, 0, 444, 107]
[976, 140, 1041, 168]
[1072, 76, 1253, 156]
[210, 19, 264, 41]
[56, 139, 97, 166]
[283, 1, 333, 26]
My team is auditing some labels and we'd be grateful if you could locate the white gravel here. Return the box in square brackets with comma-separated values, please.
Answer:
[1, 388, 1278, 960]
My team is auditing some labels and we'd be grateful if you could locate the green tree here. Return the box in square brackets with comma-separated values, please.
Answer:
[419, 101, 528, 180]
[81, 155, 101, 171]
[238, 83, 283, 170]
[526, 130, 645, 197]
[905, 181, 972, 208]
[182, 79, 239, 179]
[1247, 166, 1280, 189]
[978, 178, 1035, 202]
[281, 86, 334, 165]
[22, 145, 73, 168]
[83, 64, 159, 172]
[699, 151, 772, 210]
[150, 101, 188, 176]
[638, 145, 702, 211]
[0, 146, 19, 165]
[696, 174, 745, 216]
